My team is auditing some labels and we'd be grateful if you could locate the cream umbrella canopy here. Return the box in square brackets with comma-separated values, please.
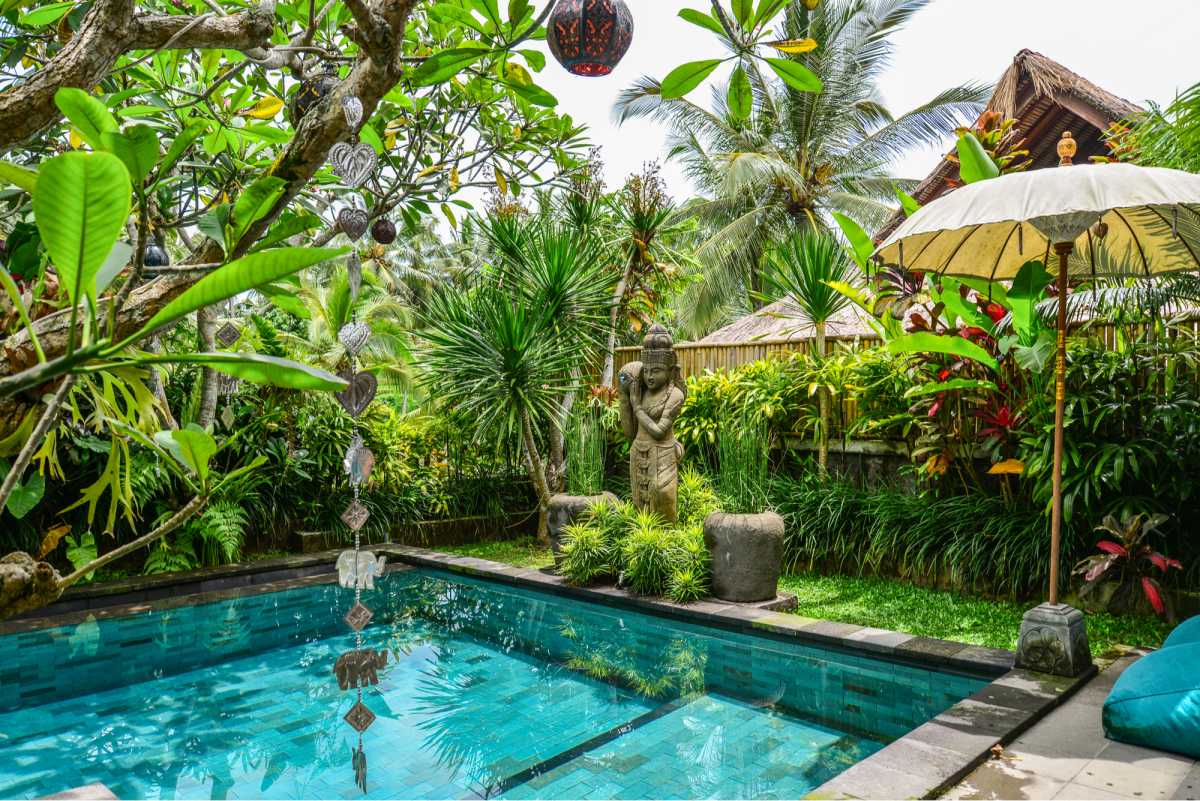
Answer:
[875, 137, 1200, 611]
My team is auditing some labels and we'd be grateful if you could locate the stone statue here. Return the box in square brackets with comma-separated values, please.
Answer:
[618, 324, 686, 523]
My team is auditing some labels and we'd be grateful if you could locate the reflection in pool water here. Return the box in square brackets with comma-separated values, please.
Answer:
[0, 569, 987, 799]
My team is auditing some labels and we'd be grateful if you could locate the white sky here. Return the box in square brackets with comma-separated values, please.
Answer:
[530, 0, 1200, 200]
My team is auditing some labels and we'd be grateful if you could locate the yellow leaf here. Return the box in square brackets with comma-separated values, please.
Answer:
[767, 38, 818, 55]
[494, 167, 508, 196]
[505, 62, 532, 87]
[417, 164, 443, 178]
[384, 132, 396, 150]
[239, 96, 284, 119]
[68, 129, 83, 150]
[513, 125, 523, 140]
[21, 55, 34, 69]
[449, 166, 460, 192]
[988, 459, 1025, 475]
[38, 524, 72, 559]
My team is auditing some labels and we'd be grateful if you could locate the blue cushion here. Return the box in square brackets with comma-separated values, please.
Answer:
[1103, 643, 1200, 759]
[1162, 615, 1200, 650]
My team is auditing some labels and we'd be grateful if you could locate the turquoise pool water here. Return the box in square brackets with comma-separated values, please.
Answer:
[0, 569, 986, 799]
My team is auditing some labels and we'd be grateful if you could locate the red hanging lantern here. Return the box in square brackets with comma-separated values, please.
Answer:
[547, 0, 634, 77]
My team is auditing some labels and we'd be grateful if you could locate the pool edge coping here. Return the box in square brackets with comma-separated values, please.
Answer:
[382, 545, 1096, 801]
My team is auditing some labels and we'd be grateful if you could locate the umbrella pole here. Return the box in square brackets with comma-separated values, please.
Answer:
[1049, 242, 1073, 605]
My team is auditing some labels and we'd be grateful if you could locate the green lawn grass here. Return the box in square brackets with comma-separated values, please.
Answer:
[779, 573, 1171, 657]
[434, 539, 1171, 657]
[440, 537, 554, 569]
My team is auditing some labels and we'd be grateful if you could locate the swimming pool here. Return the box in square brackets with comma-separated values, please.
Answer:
[0, 568, 987, 799]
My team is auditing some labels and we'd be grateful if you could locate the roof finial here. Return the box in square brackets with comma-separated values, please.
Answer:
[1058, 131, 1077, 166]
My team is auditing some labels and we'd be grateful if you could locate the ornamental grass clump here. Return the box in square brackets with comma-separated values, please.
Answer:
[716, 406, 770, 514]
[559, 522, 612, 584]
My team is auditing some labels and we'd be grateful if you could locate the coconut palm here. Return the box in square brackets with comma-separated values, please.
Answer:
[764, 231, 856, 473]
[280, 269, 417, 397]
[420, 220, 614, 541]
[614, 0, 990, 337]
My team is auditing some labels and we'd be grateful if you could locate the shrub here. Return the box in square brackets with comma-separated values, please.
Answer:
[559, 523, 613, 584]
[677, 467, 720, 526]
[621, 510, 676, 595]
[667, 524, 710, 603]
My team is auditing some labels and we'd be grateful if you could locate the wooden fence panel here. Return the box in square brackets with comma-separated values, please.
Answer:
[613, 334, 885, 383]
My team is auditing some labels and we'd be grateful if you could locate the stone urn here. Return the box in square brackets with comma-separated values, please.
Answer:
[704, 511, 784, 603]
[547, 492, 618, 566]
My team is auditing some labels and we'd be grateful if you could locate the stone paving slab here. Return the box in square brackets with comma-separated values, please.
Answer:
[38, 783, 117, 800]
[944, 654, 1199, 801]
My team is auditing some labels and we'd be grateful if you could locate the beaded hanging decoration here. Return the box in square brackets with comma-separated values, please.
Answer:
[328, 93, 383, 791]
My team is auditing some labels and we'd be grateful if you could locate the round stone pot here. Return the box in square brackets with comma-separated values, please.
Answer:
[547, 492, 618, 566]
[704, 511, 784, 603]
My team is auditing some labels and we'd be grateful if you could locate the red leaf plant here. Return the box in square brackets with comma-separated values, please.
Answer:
[1073, 513, 1182, 619]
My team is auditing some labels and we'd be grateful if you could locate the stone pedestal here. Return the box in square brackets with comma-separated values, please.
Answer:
[296, 531, 327, 554]
[1015, 603, 1092, 677]
[547, 493, 617, 566]
[704, 511, 784, 603]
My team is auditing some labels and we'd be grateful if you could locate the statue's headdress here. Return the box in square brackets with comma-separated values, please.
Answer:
[640, 324, 676, 367]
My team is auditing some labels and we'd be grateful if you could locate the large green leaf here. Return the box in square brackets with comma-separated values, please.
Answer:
[54, 88, 118, 151]
[409, 46, 490, 86]
[0, 160, 37, 194]
[732, 0, 753, 27]
[159, 353, 347, 392]
[678, 8, 724, 36]
[1008, 259, 1052, 343]
[887, 332, 999, 370]
[894, 186, 921, 217]
[831, 212, 874, 269]
[956, 132, 1000, 184]
[101, 125, 159, 186]
[904, 378, 998, 399]
[937, 278, 993, 332]
[230, 175, 287, 245]
[762, 57, 822, 93]
[660, 59, 724, 100]
[154, 424, 217, 484]
[4, 469, 43, 519]
[727, 64, 752, 121]
[33, 151, 131, 307]
[18, 1, 73, 27]
[116, 247, 346, 348]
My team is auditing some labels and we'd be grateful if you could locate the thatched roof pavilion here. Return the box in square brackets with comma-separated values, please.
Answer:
[700, 50, 1142, 347]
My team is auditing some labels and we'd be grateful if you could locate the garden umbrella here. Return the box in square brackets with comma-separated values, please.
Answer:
[874, 137, 1200, 606]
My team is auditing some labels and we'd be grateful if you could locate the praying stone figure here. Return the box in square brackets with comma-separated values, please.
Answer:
[618, 325, 686, 523]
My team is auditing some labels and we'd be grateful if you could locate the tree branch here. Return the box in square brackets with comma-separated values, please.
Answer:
[0, 0, 276, 151]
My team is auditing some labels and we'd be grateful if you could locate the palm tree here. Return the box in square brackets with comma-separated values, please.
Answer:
[764, 231, 856, 473]
[614, 0, 989, 337]
[420, 219, 614, 541]
[280, 269, 417, 398]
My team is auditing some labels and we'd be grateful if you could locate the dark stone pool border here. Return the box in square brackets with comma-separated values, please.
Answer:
[380, 545, 1097, 801]
[7, 544, 1096, 800]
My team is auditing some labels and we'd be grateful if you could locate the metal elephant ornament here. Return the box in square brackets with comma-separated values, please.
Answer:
[334, 648, 388, 690]
[337, 550, 387, 590]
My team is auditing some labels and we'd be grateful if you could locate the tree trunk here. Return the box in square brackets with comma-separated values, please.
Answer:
[196, 307, 219, 429]
[520, 408, 552, 545]
[600, 259, 636, 388]
[816, 321, 829, 475]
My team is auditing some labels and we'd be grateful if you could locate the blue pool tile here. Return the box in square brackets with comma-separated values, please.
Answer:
[0, 570, 986, 800]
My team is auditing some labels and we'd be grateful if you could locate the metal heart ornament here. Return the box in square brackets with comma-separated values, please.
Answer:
[336, 369, 377, 417]
[341, 95, 364, 129]
[329, 141, 376, 188]
[339, 321, 371, 355]
[338, 208, 370, 241]
[347, 252, 362, 301]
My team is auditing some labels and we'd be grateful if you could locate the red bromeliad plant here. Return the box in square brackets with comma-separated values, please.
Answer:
[1074, 513, 1183, 618]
